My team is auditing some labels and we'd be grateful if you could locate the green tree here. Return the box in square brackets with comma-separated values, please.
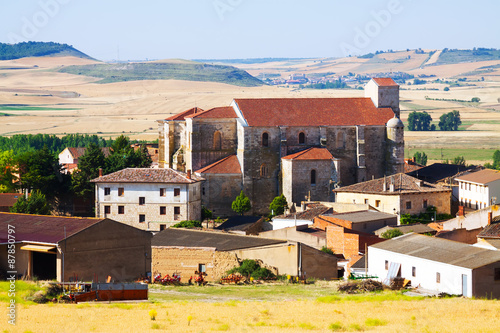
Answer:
[444, 87, 450, 91]
[439, 110, 462, 131]
[491, 150, 500, 170]
[10, 190, 51, 215]
[269, 194, 288, 217]
[201, 206, 213, 220]
[452, 156, 466, 166]
[471, 97, 481, 103]
[0, 150, 19, 193]
[407, 111, 433, 131]
[231, 191, 251, 215]
[104, 136, 152, 174]
[381, 229, 404, 239]
[71, 143, 106, 198]
[413, 151, 428, 166]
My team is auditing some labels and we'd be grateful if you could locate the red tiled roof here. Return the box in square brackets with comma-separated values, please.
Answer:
[372, 78, 398, 87]
[404, 159, 424, 173]
[195, 155, 241, 174]
[455, 169, 500, 185]
[91, 168, 204, 183]
[165, 107, 204, 121]
[0, 193, 21, 207]
[66, 147, 111, 159]
[185, 106, 237, 119]
[0, 212, 102, 244]
[233, 98, 394, 127]
[334, 173, 451, 194]
[282, 148, 334, 160]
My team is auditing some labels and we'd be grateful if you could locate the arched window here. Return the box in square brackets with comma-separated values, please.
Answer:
[260, 164, 268, 177]
[262, 132, 269, 147]
[298, 132, 305, 144]
[311, 170, 316, 185]
[336, 131, 344, 149]
[213, 131, 222, 150]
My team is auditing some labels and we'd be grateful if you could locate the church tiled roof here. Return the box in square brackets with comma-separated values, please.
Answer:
[165, 107, 204, 121]
[372, 77, 398, 86]
[185, 106, 237, 119]
[233, 98, 394, 127]
[195, 155, 241, 174]
[282, 148, 334, 160]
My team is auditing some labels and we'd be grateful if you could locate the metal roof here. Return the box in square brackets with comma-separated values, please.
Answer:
[323, 210, 396, 223]
[370, 233, 500, 269]
[152, 228, 286, 251]
[455, 169, 500, 185]
[0, 212, 103, 244]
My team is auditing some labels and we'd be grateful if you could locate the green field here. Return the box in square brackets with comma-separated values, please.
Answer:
[57, 62, 264, 87]
[405, 147, 497, 163]
[0, 105, 80, 111]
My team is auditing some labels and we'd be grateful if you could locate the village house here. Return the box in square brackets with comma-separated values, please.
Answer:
[92, 168, 204, 231]
[0, 193, 21, 212]
[58, 147, 111, 174]
[368, 233, 500, 298]
[0, 212, 151, 282]
[455, 168, 500, 210]
[158, 78, 404, 215]
[258, 224, 327, 250]
[333, 173, 452, 223]
[272, 203, 333, 230]
[314, 210, 397, 235]
[151, 228, 337, 282]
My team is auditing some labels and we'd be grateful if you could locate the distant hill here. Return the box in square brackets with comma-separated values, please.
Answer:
[431, 48, 500, 65]
[56, 62, 264, 87]
[0, 41, 93, 60]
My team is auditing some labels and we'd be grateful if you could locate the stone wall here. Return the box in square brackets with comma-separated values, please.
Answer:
[198, 173, 243, 217]
[301, 244, 337, 279]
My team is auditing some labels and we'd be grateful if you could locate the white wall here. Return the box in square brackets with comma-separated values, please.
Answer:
[458, 179, 500, 209]
[368, 246, 472, 296]
[272, 218, 312, 230]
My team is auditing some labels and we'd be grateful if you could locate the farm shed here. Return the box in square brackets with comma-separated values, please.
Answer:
[152, 228, 337, 282]
[0, 212, 151, 282]
[368, 233, 500, 298]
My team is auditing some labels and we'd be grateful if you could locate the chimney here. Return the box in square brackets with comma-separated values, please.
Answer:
[99, 168, 103, 177]
[383, 176, 387, 192]
[187, 169, 191, 179]
[458, 205, 464, 217]
[412, 156, 416, 163]
[488, 212, 493, 225]
[416, 180, 423, 187]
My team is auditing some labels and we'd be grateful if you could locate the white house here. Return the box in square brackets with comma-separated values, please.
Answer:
[92, 168, 204, 231]
[59, 147, 111, 174]
[455, 169, 500, 210]
[368, 233, 500, 298]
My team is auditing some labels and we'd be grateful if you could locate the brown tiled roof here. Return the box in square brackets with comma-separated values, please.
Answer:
[165, 107, 204, 121]
[0, 193, 21, 207]
[91, 168, 204, 184]
[195, 155, 241, 174]
[478, 218, 500, 239]
[275, 204, 333, 221]
[66, 147, 111, 159]
[185, 106, 237, 119]
[282, 148, 334, 160]
[404, 159, 424, 173]
[334, 173, 451, 194]
[455, 169, 500, 184]
[372, 78, 398, 86]
[233, 98, 394, 127]
[0, 212, 102, 244]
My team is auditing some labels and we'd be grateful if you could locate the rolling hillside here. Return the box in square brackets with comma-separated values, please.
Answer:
[0, 41, 93, 60]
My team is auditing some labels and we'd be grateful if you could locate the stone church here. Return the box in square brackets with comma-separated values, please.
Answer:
[158, 78, 404, 216]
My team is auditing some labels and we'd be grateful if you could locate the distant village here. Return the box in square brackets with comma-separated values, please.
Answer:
[2, 77, 500, 299]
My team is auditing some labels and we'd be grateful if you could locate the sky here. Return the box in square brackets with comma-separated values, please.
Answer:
[1, 0, 499, 61]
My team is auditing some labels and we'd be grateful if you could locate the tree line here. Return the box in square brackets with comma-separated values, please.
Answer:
[0, 42, 77, 60]
[407, 110, 462, 131]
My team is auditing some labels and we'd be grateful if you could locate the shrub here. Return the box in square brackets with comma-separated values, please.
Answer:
[381, 229, 403, 239]
[171, 220, 202, 228]
[227, 259, 275, 280]
[201, 206, 213, 220]
[320, 246, 334, 255]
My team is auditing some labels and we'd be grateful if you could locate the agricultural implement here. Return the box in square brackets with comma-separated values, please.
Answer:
[59, 282, 148, 303]
[220, 273, 243, 284]
[194, 271, 207, 286]
[153, 273, 181, 285]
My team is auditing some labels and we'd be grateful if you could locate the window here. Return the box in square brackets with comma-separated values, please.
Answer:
[104, 206, 111, 215]
[364, 199, 369, 204]
[385, 260, 388, 270]
[118, 206, 124, 214]
[160, 188, 166, 197]
[375, 200, 381, 208]
[262, 132, 269, 147]
[460, 183, 463, 190]
[104, 187, 111, 196]
[213, 131, 222, 150]
[436, 272, 441, 283]
[495, 268, 500, 281]
[118, 187, 124, 196]
[174, 188, 180, 197]
[260, 164, 268, 177]
[160, 206, 166, 215]
[406, 201, 412, 209]
[412, 266, 416, 277]
[363, 223, 367, 229]
[298, 132, 305, 144]
[198, 264, 206, 273]
[139, 214, 146, 223]
[139, 197, 145, 205]
[202, 187, 205, 196]
[423, 199, 428, 208]
[311, 170, 316, 185]
[336, 131, 344, 149]
[160, 224, 166, 231]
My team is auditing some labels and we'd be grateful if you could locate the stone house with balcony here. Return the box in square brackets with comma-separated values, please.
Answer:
[333, 173, 451, 223]
[92, 168, 204, 231]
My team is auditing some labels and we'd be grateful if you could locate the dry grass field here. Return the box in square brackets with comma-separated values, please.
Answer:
[1, 53, 500, 164]
[3, 282, 500, 332]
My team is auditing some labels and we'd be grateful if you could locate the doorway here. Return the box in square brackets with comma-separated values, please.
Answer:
[32, 252, 56, 280]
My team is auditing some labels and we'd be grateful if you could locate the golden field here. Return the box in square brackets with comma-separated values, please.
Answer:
[1, 53, 500, 164]
[3, 294, 500, 332]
